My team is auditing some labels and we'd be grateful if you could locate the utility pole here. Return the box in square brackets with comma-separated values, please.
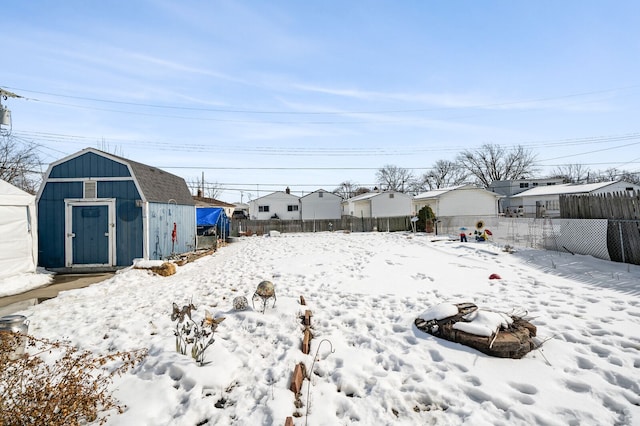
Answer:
[1, 88, 22, 134]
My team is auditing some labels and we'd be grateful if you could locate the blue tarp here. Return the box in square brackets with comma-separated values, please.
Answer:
[196, 207, 229, 237]
[197, 207, 224, 226]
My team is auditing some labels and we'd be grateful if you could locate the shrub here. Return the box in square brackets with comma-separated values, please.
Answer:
[0, 332, 147, 426]
[417, 205, 436, 232]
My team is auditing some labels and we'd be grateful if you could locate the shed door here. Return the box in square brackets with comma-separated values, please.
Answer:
[65, 200, 115, 267]
[72, 205, 108, 264]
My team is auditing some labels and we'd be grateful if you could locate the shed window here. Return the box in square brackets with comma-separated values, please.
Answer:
[389, 193, 395, 198]
[288, 205, 299, 211]
[318, 192, 323, 198]
[519, 183, 529, 188]
[626, 187, 634, 191]
[259, 205, 270, 212]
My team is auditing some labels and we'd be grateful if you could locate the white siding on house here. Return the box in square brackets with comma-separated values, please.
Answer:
[371, 192, 412, 217]
[342, 191, 412, 218]
[249, 191, 301, 220]
[300, 190, 342, 220]
[511, 181, 640, 218]
[351, 199, 372, 217]
[413, 185, 500, 218]
[488, 178, 564, 197]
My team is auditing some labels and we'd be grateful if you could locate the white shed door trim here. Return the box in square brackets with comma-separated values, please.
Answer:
[64, 198, 116, 268]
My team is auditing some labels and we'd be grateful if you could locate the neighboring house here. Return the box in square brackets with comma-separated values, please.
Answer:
[488, 178, 564, 214]
[342, 191, 412, 218]
[193, 193, 235, 218]
[300, 189, 342, 220]
[37, 148, 196, 271]
[0, 179, 38, 279]
[249, 188, 301, 220]
[510, 180, 640, 218]
[412, 184, 502, 218]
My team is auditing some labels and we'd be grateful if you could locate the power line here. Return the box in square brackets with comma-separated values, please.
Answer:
[15, 129, 640, 158]
[5, 84, 638, 115]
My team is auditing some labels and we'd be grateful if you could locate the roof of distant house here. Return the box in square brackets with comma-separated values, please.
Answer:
[414, 184, 501, 200]
[300, 189, 341, 199]
[250, 191, 300, 203]
[514, 181, 630, 197]
[193, 195, 235, 208]
[346, 190, 410, 202]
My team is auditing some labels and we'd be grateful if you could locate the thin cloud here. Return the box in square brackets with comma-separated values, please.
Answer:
[293, 83, 618, 113]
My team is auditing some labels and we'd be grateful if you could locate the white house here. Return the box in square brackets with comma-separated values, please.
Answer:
[488, 178, 564, 214]
[342, 191, 412, 218]
[0, 179, 38, 279]
[510, 180, 640, 218]
[249, 189, 301, 220]
[412, 184, 502, 218]
[300, 189, 342, 220]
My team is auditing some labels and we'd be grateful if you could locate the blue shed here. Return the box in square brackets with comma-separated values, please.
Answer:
[37, 148, 196, 271]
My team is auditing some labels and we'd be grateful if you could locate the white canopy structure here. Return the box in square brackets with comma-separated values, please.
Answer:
[0, 179, 38, 278]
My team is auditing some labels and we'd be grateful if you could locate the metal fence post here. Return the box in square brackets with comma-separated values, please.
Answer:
[618, 221, 626, 264]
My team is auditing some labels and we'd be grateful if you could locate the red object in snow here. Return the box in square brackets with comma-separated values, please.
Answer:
[171, 223, 177, 242]
[489, 273, 501, 280]
[485, 229, 493, 235]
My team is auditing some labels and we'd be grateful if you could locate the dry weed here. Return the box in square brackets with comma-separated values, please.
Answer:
[0, 332, 147, 425]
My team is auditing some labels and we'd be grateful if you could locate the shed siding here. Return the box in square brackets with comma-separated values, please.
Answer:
[148, 203, 196, 260]
[38, 181, 83, 268]
[49, 152, 131, 179]
[38, 180, 145, 267]
[100, 181, 143, 265]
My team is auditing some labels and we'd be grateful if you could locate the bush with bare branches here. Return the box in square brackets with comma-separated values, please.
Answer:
[0, 332, 147, 425]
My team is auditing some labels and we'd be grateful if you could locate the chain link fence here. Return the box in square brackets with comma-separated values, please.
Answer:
[437, 216, 640, 265]
[230, 215, 640, 266]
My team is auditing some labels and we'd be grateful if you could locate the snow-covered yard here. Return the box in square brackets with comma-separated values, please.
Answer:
[9, 232, 640, 425]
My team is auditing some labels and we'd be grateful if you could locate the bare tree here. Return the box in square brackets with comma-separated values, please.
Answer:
[548, 164, 591, 183]
[375, 164, 415, 192]
[590, 168, 640, 185]
[592, 168, 619, 183]
[187, 178, 222, 199]
[333, 180, 368, 200]
[617, 170, 640, 185]
[457, 144, 537, 187]
[0, 135, 42, 194]
[420, 159, 469, 190]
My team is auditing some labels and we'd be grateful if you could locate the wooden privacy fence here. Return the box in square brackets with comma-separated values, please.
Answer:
[559, 190, 640, 265]
[230, 216, 413, 236]
[560, 190, 640, 220]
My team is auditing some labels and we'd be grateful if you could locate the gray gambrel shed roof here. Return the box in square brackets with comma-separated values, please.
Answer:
[41, 148, 195, 205]
[124, 157, 194, 205]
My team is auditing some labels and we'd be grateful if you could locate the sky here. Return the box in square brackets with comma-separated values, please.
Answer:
[2, 1, 640, 203]
[3, 232, 640, 425]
